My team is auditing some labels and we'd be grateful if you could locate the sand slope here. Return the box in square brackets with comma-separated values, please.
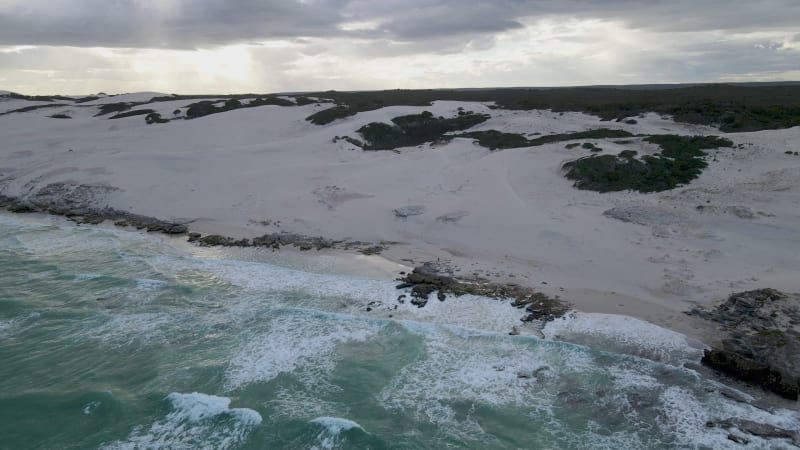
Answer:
[1, 93, 798, 325]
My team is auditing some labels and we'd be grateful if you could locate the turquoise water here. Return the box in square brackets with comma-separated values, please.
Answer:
[0, 213, 797, 449]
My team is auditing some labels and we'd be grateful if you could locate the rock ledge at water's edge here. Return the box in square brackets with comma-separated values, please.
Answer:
[689, 289, 800, 400]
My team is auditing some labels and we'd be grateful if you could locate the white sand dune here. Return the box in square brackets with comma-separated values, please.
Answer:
[1, 92, 798, 337]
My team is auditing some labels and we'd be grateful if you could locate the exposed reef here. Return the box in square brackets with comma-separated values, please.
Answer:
[395, 262, 570, 323]
[688, 289, 800, 400]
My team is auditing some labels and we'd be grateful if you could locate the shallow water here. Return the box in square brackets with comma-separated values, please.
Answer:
[0, 213, 797, 449]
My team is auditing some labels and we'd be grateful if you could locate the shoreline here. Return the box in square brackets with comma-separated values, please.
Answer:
[0, 205, 732, 350]
[0, 202, 755, 346]
[3, 206, 799, 410]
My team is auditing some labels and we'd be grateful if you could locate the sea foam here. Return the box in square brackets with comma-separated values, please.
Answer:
[102, 392, 261, 450]
[543, 312, 704, 365]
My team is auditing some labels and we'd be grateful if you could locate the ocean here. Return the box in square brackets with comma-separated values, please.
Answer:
[0, 212, 797, 449]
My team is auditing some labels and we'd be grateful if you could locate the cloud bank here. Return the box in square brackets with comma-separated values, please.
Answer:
[0, 0, 797, 93]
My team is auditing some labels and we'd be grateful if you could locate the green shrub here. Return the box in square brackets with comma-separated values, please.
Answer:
[185, 96, 295, 119]
[455, 128, 635, 150]
[307, 105, 356, 125]
[300, 85, 800, 132]
[145, 112, 169, 124]
[357, 111, 490, 150]
[109, 109, 155, 119]
[95, 102, 132, 116]
[457, 130, 531, 150]
[564, 134, 733, 192]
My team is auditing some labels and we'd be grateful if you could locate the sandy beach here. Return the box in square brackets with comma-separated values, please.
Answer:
[1, 92, 799, 342]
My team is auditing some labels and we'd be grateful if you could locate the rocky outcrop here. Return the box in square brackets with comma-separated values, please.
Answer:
[707, 418, 800, 446]
[688, 289, 800, 400]
[396, 262, 569, 322]
[0, 191, 188, 234]
[393, 205, 426, 218]
[191, 232, 340, 251]
[2, 188, 387, 254]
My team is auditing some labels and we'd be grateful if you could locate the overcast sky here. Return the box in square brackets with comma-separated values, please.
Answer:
[0, 0, 798, 94]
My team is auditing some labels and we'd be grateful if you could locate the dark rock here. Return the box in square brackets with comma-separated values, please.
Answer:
[360, 245, 385, 255]
[689, 289, 800, 399]
[187, 232, 201, 242]
[79, 215, 106, 225]
[702, 349, 799, 400]
[252, 232, 337, 250]
[145, 222, 187, 234]
[708, 418, 799, 445]
[410, 296, 428, 308]
[393, 205, 426, 218]
[396, 262, 569, 318]
[8, 202, 35, 213]
[727, 434, 750, 445]
[197, 235, 249, 247]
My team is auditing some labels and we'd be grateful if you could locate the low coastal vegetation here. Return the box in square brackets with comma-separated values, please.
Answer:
[0, 91, 319, 122]
[357, 111, 490, 150]
[455, 128, 635, 150]
[352, 115, 637, 151]
[563, 135, 733, 192]
[185, 96, 295, 119]
[109, 109, 155, 119]
[145, 112, 169, 124]
[0, 103, 70, 116]
[303, 85, 800, 131]
[454, 130, 531, 150]
[95, 102, 133, 116]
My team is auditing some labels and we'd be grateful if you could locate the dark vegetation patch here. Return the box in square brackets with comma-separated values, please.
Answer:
[145, 112, 169, 124]
[307, 105, 355, 125]
[0, 103, 70, 116]
[49, 114, 72, 119]
[455, 128, 635, 150]
[109, 109, 155, 119]
[294, 96, 317, 106]
[72, 96, 102, 104]
[185, 96, 295, 119]
[302, 85, 800, 131]
[583, 143, 602, 152]
[563, 135, 733, 192]
[1, 92, 76, 102]
[357, 111, 490, 150]
[455, 130, 531, 150]
[95, 102, 134, 116]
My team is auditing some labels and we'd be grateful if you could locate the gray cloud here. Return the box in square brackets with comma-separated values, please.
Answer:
[0, 1, 798, 94]
[0, 0, 799, 49]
